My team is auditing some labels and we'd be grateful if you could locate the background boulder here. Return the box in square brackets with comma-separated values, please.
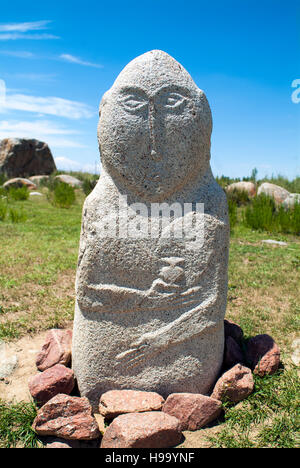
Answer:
[282, 193, 300, 209]
[257, 182, 290, 204]
[226, 181, 256, 197]
[3, 178, 37, 190]
[55, 174, 82, 187]
[0, 138, 56, 178]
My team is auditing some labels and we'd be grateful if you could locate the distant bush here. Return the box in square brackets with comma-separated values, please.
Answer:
[8, 186, 29, 201]
[243, 194, 276, 231]
[243, 194, 300, 235]
[228, 199, 237, 230]
[0, 173, 8, 186]
[9, 207, 27, 223]
[227, 188, 250, 206]
[82, 178, 97, 196]
[0, 200, 7, 221]
[277, 203, 300, 235]
[40, 174, 57, 191]
[48, 182, 76, 208]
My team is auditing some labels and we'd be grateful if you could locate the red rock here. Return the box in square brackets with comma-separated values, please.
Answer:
[162, 393, 222, 431]
[100, 412, 182, 448]
[211, 364, 254, 403]
[32, 394, 100, 440]
[224, 336, 244, 369]
[246, 334, 280, 376]
[28, 364, 74, 405]
[224, 319, 243, 344]
[36, 329, 72, 371]
[99, 390, 165, 419]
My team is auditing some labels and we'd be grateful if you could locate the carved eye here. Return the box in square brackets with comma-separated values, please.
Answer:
[164, 93, 186, 109]
[119, 94, 148, 113]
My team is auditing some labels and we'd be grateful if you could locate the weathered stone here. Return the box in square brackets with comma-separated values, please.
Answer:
[29, 175, 49, 185]
[0, 138, 56, 178]
[3, 177, 37, 190]
[246, 334, 280, 376]
[46, 440, 72, 448]
[224, 336, 244, 369]
[162, 393, 222, 431]
[32, 394, 100, 440]
[262, 239, 287, 246]
[99, 389, 164, 418]
[226, 181, 256, 197]
[283, 193, 300, 209]
[72, 50, 229, 409]
[224, 319, 244, 344]
[29, 191, 43, 197]
[0, 340, 18, 379]
[45, 437, 99, 448]
[291, 338, 300, 366]
[28, 364, 75, 404]
[257, 183, 289, 204]
[36, 329, 72, 371]
[94, 413, 106, 434]
[211, 364, 254, 403]
[100, 411, 182, 448]
[55, 174, 82, 187]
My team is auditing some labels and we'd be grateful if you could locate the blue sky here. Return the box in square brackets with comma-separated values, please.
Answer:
[0, 0, 299, 179]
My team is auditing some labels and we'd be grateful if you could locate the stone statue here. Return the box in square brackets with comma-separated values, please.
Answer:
[72, 50, 229, 409]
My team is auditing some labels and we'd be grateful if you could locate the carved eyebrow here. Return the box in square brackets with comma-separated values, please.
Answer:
[154, 85, 192, 98]
[118, 86, 148, 98]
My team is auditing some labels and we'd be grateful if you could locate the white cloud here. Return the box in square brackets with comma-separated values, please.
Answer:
[2, 93, 95, 119]
[0, 33, 59, 41]
[0, 120, 77, 135]
[0, 20, 58, 40]
[55, 156, 81, 169]
[14, 73, 57, 82]
[0, 20, 51, 32]
[0, 119, 86, 149]
[60, 54, 102, 68]
[0, 50, 35, 58]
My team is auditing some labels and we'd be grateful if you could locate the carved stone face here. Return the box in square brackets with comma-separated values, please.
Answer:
[98, 50, 212, 201]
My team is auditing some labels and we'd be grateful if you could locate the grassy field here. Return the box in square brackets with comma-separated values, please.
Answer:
[0, 183, 299, 448]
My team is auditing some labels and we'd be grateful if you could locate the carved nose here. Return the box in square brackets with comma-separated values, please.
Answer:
[148, 99, 162, 161]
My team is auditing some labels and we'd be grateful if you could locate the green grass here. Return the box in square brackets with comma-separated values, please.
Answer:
[8, 186, 29, 201]
[0, 399, 41, 448]
[0, 200, 7, 221]
[9, 207, 27, 223]
[208, 369, 300, 448]
[228, 198, 238, 230]
[0, 189, 83, 338]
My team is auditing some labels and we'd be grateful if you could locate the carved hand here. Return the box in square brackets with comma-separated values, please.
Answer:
[115, 331, 163, 369]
